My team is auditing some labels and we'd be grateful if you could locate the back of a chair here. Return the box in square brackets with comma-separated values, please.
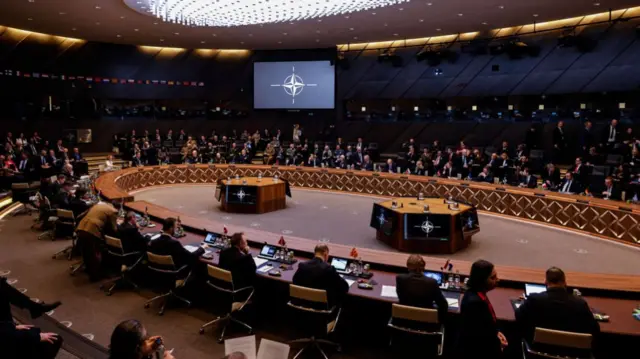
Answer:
[104, 235, 124, 256]
[56, 209, 75, 222]
[207, 265, 233, 284]
[12, 183, 30, 190]
[146, 252, 176, 272]
[533, 328, 593, 350]
[289, 284, 328, 306]
[391, 304, 439, 324]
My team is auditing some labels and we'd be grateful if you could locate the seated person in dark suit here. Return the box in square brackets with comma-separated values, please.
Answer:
[68, 188, 92, 219]
[117, 211, 150, 253]
[147, 218, 205, 270]
[70, 147, 83, 162]
[292, 244, 349, 307]
[384, 158, 397, 173]
[361, 155, 374, 171]
[518, 167, 538, 189]
[305, 154, 320, 167]
[474, 166, 494, 183]
[218, 232, 257, 289]
[598, 176, 622, 200]
[515, 267, 599, 355]
[51, 181, 73, 209]
[542, 163, 561, 190]
[396, 254, 448, 323]
[132, 152, 144, 167]
[439, 161, 457, 178]
[1, 277, 62, 359]
[413, 160, 426, 176]
[558, 172, 581, 194]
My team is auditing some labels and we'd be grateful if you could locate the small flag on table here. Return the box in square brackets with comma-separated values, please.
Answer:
[278, 236, 286, 246]
[350, 247, 359, 259]
[223, 225, 228, 235]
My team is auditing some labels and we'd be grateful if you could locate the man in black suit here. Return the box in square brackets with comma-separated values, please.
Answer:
[219, 232, 256, 289]
[292, 244, 348, 307]
[148, 218, 204, 270]
[515, 267, 599, 348]
[396, 254, 448, 323]
[518, 167, 538, 189]
[558, 172, 580, 194]
[52, 181, 73, 209]
[361, 155, 374, 171]
[384, 158, 397, 174]
[600, 119, 619, 153]
[553, 121, 566, 163]
[117, 211, 149, 253]
[599, 176, 622, 201]
[68, 188, 92, 219]
[542, 163, 561, 190]
[132, 152, 144, 167]
[580, 121, 595, 156]
[15, 152, 34, 181]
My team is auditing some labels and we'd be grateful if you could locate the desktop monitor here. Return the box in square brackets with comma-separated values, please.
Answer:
[424, 271, 443, 285]
[525, 283, 547, 297]
[330, 257, 349, 272]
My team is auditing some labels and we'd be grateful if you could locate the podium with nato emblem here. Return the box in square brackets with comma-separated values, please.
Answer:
[370, 197, 479, 254]
[219, 176, 287, 214]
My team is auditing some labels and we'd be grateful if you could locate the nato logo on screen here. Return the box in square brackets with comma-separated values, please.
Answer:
[254, 61, 335, 109]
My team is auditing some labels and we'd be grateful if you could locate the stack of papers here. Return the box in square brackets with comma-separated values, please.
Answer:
[257, 265, 273, 273]
[344, 279, 356, 287]
[184, 245, 200, 253]
[381, 285, 398, 299]
[254, 257, 269, 267]
[446, 298, 459, 308]
[225, 336, 290, 359]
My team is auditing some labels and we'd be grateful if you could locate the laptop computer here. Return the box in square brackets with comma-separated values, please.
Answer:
[258, 244, 278, 260]
[330, 257, 350, 275]
[524, 283, 547, 297]
[203, 232, 222, 246]
[424, 270, 443, 285]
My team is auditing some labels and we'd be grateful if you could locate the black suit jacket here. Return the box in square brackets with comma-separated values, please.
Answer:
[396, 272, 448, 323]
[520, 174, 538, 189]
[148, 234, 204, 269]
[219, 246, 257, 289]
[362, 161, 374, 171]
[69, 198, 91, 219]
[457, 290, 502, 358]
[515, 287, 600, 343]
[599, 185, 622, 201]
[292, 257, 349, 307]
[117, 222, 149, 253]
[553, 127, 566, 148]
[558, 179, 581, 194]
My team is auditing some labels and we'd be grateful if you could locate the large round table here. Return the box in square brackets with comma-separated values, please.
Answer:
[218, 176, 286, 214]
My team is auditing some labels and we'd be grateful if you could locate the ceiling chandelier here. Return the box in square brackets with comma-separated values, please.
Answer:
[147, 0, 410, 27]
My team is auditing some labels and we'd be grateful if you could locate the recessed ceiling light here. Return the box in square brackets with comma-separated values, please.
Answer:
[533, 14, 539, 17]
[372, 12, 376, 15]
[240, 41, 244, 44]
[384, 23, 388, 27]
[316, 30, 321, 33]
[28, 0, 35, 3]
[393, 33, 399, 36]
[134, 28, 139, 31]
[160, 39, 164, 42]
[419, 19, 424, 22]
[174, 32, 179, 35]
[289, 22, 294, 25]
[481, 21, 488, 25]
[399, 8, 403, 11]
[436, 28, 441, 31]
[427, 2, 432, 5]
[498, 5, 505, 9]
[349, 27, 354, 31]
[95, 5, 101, 10]
[278, 41, 282, 44]
[593, 2, 600, 5]
[153, 22, 158, 25]
[212, 33, 217, 37]
[458, 13, 463, 16]
[121, 16, 126, 19]
[201, 40, 205, 43]
[353, 36, 358, 40]
[117, 35, 121, 38]
[317, 19, 322, 22]
[283, 32, 288, 35]
[27, 17, 33, 21]
[59, 12, 66, 15]
[71, 27, 76, 31]
[316, 39, 320, 42]
[345, 15, 350, 18]
[248, 33, 253, 37]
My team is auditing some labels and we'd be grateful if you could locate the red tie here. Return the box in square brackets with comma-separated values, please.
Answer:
[477, 292, 497, 323]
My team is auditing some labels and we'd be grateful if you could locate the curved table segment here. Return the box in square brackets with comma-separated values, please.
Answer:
[97, 164, 640, 246]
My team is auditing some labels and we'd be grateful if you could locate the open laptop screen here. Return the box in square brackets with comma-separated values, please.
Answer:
[330, 258, 348, 271]
[525, 283, 547, 297]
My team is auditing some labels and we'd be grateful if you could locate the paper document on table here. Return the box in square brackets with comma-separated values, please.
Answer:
[381, 285, 398, 299]
[254, 257, 269, 267]
[257, 338, 290, 359]
[344, 279, 356, 287]
[446, 298, 459, 308]
[257, 265, 273, 273]
[183, 245, 200, 253]
[225, 335, 256, 359]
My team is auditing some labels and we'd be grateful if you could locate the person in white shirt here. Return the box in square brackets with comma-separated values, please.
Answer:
[105, 155, 115, 171]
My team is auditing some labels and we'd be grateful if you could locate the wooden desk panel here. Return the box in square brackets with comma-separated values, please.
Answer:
[220, 177, 286, 214]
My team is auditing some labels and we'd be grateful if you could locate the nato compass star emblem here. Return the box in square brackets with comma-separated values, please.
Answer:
[270, 66, 317, 104]
[421, 221, 435, 234]
[377, 209, 387, 227]
[466, 216, 474, 228]
[236, 188, 246, 201]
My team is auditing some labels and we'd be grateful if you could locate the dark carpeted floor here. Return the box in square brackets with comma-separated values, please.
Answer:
[135, 185, 640, 275]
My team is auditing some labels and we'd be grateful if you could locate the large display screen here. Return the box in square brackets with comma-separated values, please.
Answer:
[460, 208, 480, 232]
[370, 204, 396, 236]
[404, 214, 451, 241]
[254, 61, 335, 109]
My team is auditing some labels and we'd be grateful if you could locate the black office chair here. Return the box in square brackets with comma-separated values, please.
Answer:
[287, 284, 342, 359]
[522, 327, 594, 359]
[51, 209, 76, 259]
[387, 304, 445, 357]
[11, 183, 38, 216]
[143, 252, 192, 315]
[100, 235, 144, 296]
[199, 265, 254, 342]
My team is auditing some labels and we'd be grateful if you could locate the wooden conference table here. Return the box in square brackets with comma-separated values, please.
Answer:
[373, 197, 479, 254]
[127, 201, 640, 337]
[218, 176, 287, 214]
